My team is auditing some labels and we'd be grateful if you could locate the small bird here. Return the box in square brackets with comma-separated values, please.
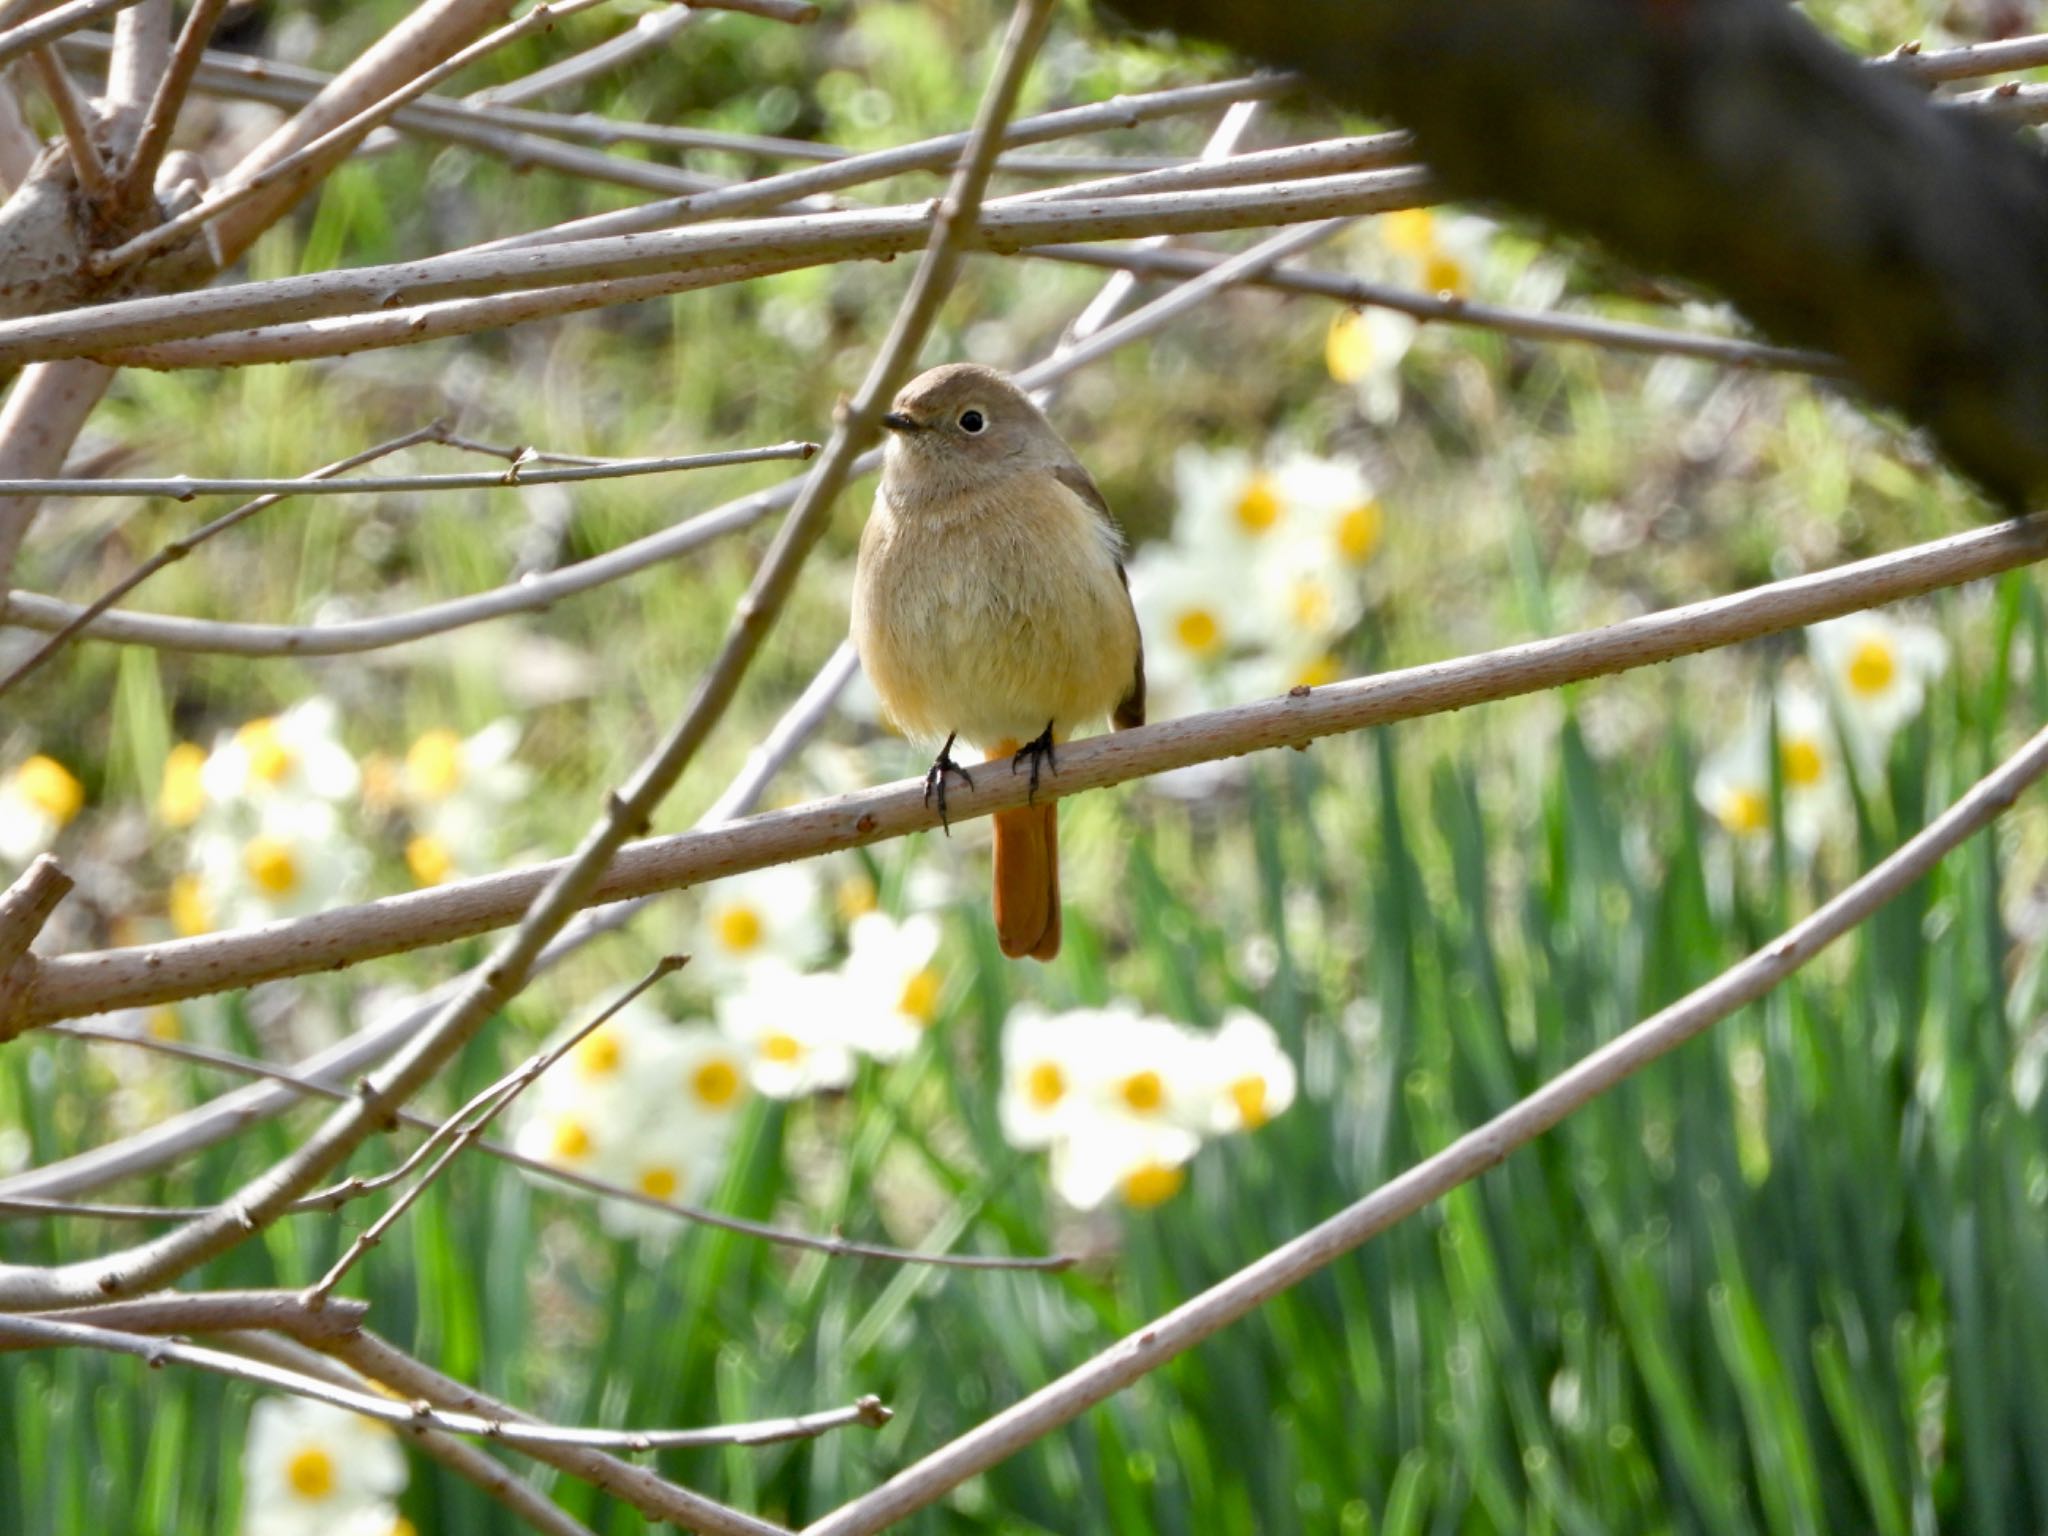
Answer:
[851, 363, 1144, 961]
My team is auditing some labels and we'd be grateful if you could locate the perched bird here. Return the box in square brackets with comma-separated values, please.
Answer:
[851, 364, 1145, 960]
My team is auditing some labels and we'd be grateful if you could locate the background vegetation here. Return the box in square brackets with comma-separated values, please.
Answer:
[3, 0, 2046, 1530]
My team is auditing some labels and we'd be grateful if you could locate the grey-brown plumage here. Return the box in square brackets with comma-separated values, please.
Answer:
[850, 363, 1145, 959]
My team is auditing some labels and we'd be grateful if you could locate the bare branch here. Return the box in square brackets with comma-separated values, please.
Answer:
[0, 438, 818, 499]
[0, 0, 142, 72]
[0, 1311, 888, 1455]
[0, 857, 73, 1023]
[18, 1288, 368, 1340]
[300, 955, 685, 1302]
[0, 423, 445, 698]
[29, 1018, 1077, 1268]
[6, 510, 2044, 1033]
[800, 711, 2048, 1536]
[26, 45, 107, 198]
[469, 1, 697, 106]
[333, 1330, 794, 1536]
[0, 78, 38, 190]
[92, 0, 619, 276]
[1032, 244, 1840, 373]
[0, 359, 112, 588]
[228, 1332, 600, 1536]
[1877, 30, 2048, 83]
[117, 0, 231, 208]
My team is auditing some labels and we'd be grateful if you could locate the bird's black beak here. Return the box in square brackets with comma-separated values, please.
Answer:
[880, 411, 921, 434]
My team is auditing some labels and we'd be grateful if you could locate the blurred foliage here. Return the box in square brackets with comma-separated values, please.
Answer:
[4, 0, 2048, 1530]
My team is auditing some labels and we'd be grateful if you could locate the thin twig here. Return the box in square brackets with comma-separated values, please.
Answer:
[27, 44, 108, 198]
[90, 0, 618, 274]
[0, 0, 140, 71]
[28, 1018, 1077, 1269]
[468, 1, 696, 105]
[0, 424, 445, 699]
[1031, 244, 1841, 374]
[300, 956, 684, 1302]
[333, 1329, 794, 1536]
[227, 1332, 602, 1536]
[6, 508, 2042, 1033]
[0, 439, 818, 498]
[1877, 30, 2048, 82]
[0, 1312, 888, 1454]
[118, 0, 228, 207]
[20, 1287, 368, 1340]
[799, 711, 2048, 1536]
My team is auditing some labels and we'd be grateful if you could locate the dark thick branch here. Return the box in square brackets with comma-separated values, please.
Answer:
[1107, 0, 2048, 505]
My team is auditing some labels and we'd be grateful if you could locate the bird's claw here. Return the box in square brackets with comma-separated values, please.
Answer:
[923, 732, 974, 834]
[1011, 720, 1057, 804]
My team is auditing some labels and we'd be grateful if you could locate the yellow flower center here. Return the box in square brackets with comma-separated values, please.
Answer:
[1289, 579, 1333, 631]
[716, 904, 764, 953]
[389, 1522, 418, 1536]
[406, 728, 463, 800]
[574, 1033, 623, 1078]
[898, 967, 941, 1023]
[1381, 207, 1437, 258]
[1119, 1070, 1165, 1115]
[1847, 637, 1897, 697]
[146, 1007, 182, 1041]
[1121, 1161, 1186, 1209]
[638, 1165, 680, 1200]
[551, 1117, 592, 1162]
[836, 875, 878, 922]
[16, 755, 83, 825]
[1780, 737, 1825, 789]
[1423, 251, 1470, 297]
[692, 1058, 742, 1107]
[1230, 1075, 1270, 1129]
[1325, 310, 1374, 384]
[761, 1031, 804, 1064]
[237, 719, 294, 785]
[159, 742, 206, 827]
[1291, 655, 1342, 690]
[285, 1445, 335, 1500]
[1026, 1060, 1065, 1108]
[1232, 475, 1282, 535]
[405, 834, 453, 887]
[1335, 502, 1383, 563]
[1174, 608, 1222, 657]
[1718, 787, 1768, 836]
[168, 873, 211, 936]
[243, 836, 300, 897]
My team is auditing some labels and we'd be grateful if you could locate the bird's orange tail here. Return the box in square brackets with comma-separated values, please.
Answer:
[991, 802, 1060, 960]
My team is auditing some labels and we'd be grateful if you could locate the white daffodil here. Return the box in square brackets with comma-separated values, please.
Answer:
[1806, 611, 1948, 767]
[183, 796, 366, 931]
[1072, 1009, 1212, 1131]
[716, 964, 857, 1099]
[200, 697, 360, 812]
[1048, 1111, 1202, 1212]
[1693, 681, 1843, 857]
[1378, 208, 1493, 298]
[1124, 542, 1247, 719]
[996, 1004, 1097, 1150]
[839, 911, 946, 1061]
[1188, 1010, 1299, 1135]
[159, 741, 208, 828]
[1171, 444, 1297, 557]
[1274, 452, 1385, 572]
[530, 998, 686, 1121]
[0, 753, 84, 866]
[1246, 531, 1368, 655]
[691, 863, 828, 983]
[397, 720, 532, 885]
[596, 1109, 731, 1241]
[1325, 304, 1420, 423]
[239, 1396, 407, 1536]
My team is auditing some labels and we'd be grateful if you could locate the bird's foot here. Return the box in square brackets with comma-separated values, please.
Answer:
[1010, 720, 1058, 804]
[922, 732, 974, 835]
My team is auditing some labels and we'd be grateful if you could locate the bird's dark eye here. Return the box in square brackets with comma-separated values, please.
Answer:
[958, 409, 985, 433]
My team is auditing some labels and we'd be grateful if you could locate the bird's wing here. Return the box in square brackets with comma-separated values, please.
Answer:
[1052, 462, 1146, 731]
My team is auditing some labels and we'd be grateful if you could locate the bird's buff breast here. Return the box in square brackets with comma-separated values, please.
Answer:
[853, 481, 1137, 754]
